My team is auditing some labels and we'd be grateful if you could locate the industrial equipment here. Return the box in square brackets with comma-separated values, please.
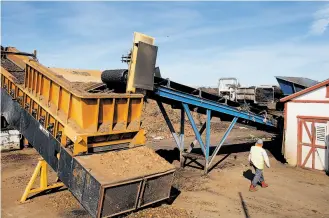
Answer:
[218, 77, 275, 106]
[1, 33, 175, 218]
[101, 57, 277, 174]
[275, 76, 319, 96]
[218, 77, 240, 102]
[1, 32, 278, 217]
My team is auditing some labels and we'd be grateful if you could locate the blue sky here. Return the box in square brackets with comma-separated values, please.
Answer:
[1, 1, 329, 87]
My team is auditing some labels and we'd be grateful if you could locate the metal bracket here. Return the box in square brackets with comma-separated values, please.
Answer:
[39, 116, 45, 126]
[25, 103, 30, 110]
[31, 109, 37, 118]
[10, 89, 15, 98]
[47, 123, 54, 134]
[17, 96, 23, 104]
[56, 131, 62, 142]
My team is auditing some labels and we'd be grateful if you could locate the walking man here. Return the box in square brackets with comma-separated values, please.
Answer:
[248, 139, 270, 192]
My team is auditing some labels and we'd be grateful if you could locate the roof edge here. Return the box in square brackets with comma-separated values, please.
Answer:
[280, 78, 329, 102]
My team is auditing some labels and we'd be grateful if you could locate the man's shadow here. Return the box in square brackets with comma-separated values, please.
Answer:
[243, 169, 254, 181]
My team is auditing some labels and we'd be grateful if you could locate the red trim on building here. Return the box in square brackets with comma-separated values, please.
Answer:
[311, 122, 315, 169]
[297, 118, 301, 165]
[302, 143, 326, 149]
[326, 85, 329, 98]
[297, 117, 328, 169]
[280, 79, 329, 102]
[296, 116, 329, 121]
[291, 100, 329, 103]
[282, 103, 287, 156]
[302, 121, 312, 140]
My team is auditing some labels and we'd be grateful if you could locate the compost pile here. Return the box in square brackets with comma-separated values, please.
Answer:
[1, 57, 25, 84]
[141, 99, 228, 140]
[76, 146, 175, 184]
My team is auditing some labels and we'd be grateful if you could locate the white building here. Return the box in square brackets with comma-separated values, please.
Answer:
[280, 79, 329, 172]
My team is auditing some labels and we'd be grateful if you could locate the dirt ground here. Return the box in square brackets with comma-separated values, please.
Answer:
[1, 128, 329, 218]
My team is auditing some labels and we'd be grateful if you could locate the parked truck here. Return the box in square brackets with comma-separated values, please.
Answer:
[1, 116, 21, 151]
[218, 77, 277, 107]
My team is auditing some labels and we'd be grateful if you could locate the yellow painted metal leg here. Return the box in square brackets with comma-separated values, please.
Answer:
[20, 159, 64, 203]
[20, 160, 42, 202]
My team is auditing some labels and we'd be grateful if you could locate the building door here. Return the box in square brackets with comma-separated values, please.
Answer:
[297, 117, 328, 170]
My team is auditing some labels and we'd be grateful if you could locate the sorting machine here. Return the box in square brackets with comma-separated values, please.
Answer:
[1, 33, 175, 218]
[1, 32, 277, 217]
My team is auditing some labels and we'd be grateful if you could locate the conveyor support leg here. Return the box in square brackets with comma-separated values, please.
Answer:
[157, 100, 181, 146]
[157, 100, 186, 167]
[157, 99, 238, 174]
[182, 103, 207, 157]
[204, 109, 211, 174]
[180, 108, 185, 167]
[207, 117, 238, 170]
[187, 121, 206, 153]
[20, 159, 64, 202]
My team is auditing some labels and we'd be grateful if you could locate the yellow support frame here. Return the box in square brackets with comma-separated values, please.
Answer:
[20, 159, 64, 202]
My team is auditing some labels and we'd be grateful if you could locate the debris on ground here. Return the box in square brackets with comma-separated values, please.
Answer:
[125, 205, 193, 218]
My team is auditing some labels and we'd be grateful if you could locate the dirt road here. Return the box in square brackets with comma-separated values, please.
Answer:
[1, 129, 329, 218]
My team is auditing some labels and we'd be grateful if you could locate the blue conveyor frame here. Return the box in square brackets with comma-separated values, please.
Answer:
[153, 86, 275, 174]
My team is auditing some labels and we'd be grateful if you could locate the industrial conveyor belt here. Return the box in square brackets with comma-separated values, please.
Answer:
[150, 77, 277, 174]
[1, 49, 176, 218]
[1, 31, 280, 218]
[151, 76, 276, 128]
[101, 68, 277, 174]
[101, 69, 276, 128]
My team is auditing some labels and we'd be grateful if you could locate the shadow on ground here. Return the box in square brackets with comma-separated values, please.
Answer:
[27, 186, 67, 201]
[239, 192, 250, 218]
[243, 169, 254, 182]
[156, 134, 287, 174]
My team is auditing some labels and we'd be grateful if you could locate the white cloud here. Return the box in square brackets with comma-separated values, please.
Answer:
[309, 4, 329, 35]
[158, 42, 329, 87]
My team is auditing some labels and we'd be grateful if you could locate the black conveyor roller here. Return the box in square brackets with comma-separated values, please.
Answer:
[101, 69, 128, 84]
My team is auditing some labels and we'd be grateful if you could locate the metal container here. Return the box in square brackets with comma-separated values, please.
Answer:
[58, 147, 175, 218]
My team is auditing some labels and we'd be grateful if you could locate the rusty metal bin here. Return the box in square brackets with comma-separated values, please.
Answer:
[99, 170, 175, 217]
[58, 146, 175, 218]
